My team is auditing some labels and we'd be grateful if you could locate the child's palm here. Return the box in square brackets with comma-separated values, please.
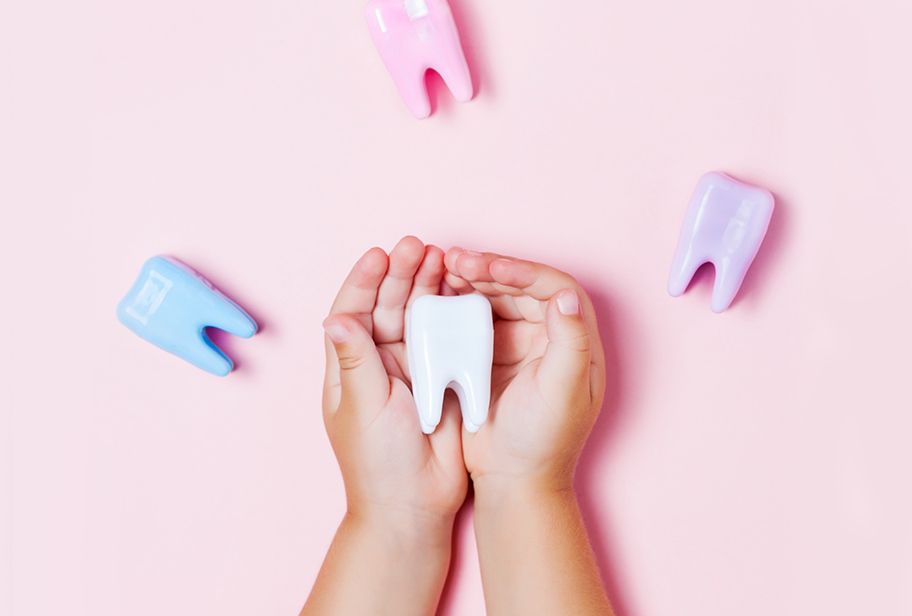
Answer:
[443, 249, 606, 486]
[323, 239, 467, 519]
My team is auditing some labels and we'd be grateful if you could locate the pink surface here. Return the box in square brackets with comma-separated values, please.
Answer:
[3, 0, 912, 614]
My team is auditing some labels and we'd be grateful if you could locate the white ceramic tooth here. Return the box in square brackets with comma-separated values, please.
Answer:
[405, 294, 494, 434]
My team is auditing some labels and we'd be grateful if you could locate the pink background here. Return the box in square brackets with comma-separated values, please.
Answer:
[3, 0, 912, 614]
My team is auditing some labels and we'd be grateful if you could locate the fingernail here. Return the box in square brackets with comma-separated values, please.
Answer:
[557, 290, 580, 316]
[324, 322, 349, 343]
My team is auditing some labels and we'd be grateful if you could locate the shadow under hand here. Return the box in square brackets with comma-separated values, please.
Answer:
[575, 286, 635, 616]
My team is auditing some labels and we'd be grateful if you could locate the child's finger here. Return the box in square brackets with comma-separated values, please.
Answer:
[537, 289, 592, 406]
[329, 247, 389, 333]
[447, 249, 537, 298]
[323, 314, 390, 414]
[324, 248, 388, 409]
[407, 245, 446, 306]
[373, 236, 424, 343]
[428, 392, 465, 469]
[445, 247, 497, 282]
[487, 258, 605, 363]
[488, 257, 576, 300]
[445, 273, 523, 321]
[443, 246, 466, 275]
[444, 271, 474, 294]
[440, 279, 459, 296]
[450, 250, 578, 305]
[446, 248, 528, 315]
[449, 250, 522, 297]
[443, 249, 473, 294]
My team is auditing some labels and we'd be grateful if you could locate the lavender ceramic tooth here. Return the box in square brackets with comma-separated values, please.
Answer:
[668, 172, 775, 313]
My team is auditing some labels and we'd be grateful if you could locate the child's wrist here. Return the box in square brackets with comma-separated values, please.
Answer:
[344, 502, 456, 551]
[472, 472, 577, 515]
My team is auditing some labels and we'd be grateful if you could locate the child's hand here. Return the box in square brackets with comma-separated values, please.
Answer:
[444, 248, 613, 616]
[443, 248, 606, 495]
[322, 237, 467, 528]
[307, 241, 612, 616]
[305, 237, 468, 616]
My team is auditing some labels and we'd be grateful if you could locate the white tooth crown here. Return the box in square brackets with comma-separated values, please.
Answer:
[405, 294, 494, 434]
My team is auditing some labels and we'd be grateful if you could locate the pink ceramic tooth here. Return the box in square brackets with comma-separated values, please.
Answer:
[668, 172, 775, 313]
[365, 0, 473, 119]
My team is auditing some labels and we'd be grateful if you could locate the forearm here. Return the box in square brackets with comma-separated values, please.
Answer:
[301, 509, 454, 616]
[473, 479, 613, 616]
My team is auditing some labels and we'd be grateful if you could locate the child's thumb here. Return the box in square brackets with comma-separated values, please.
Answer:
[323, 314, 388, 412]
[538, 289, 592, 397]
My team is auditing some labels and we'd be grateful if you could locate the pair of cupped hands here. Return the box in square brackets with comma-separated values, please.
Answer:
[321, 236, 606, 530]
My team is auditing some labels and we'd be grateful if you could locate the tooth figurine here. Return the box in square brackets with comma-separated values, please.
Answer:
[117, 256, 258, 376]
[668, 172, 775, 313]
[365, 0, 474, 119]
[406, 294, 493, 434]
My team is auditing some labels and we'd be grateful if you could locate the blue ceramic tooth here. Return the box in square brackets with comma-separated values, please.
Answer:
[117, 256, 257, 376]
